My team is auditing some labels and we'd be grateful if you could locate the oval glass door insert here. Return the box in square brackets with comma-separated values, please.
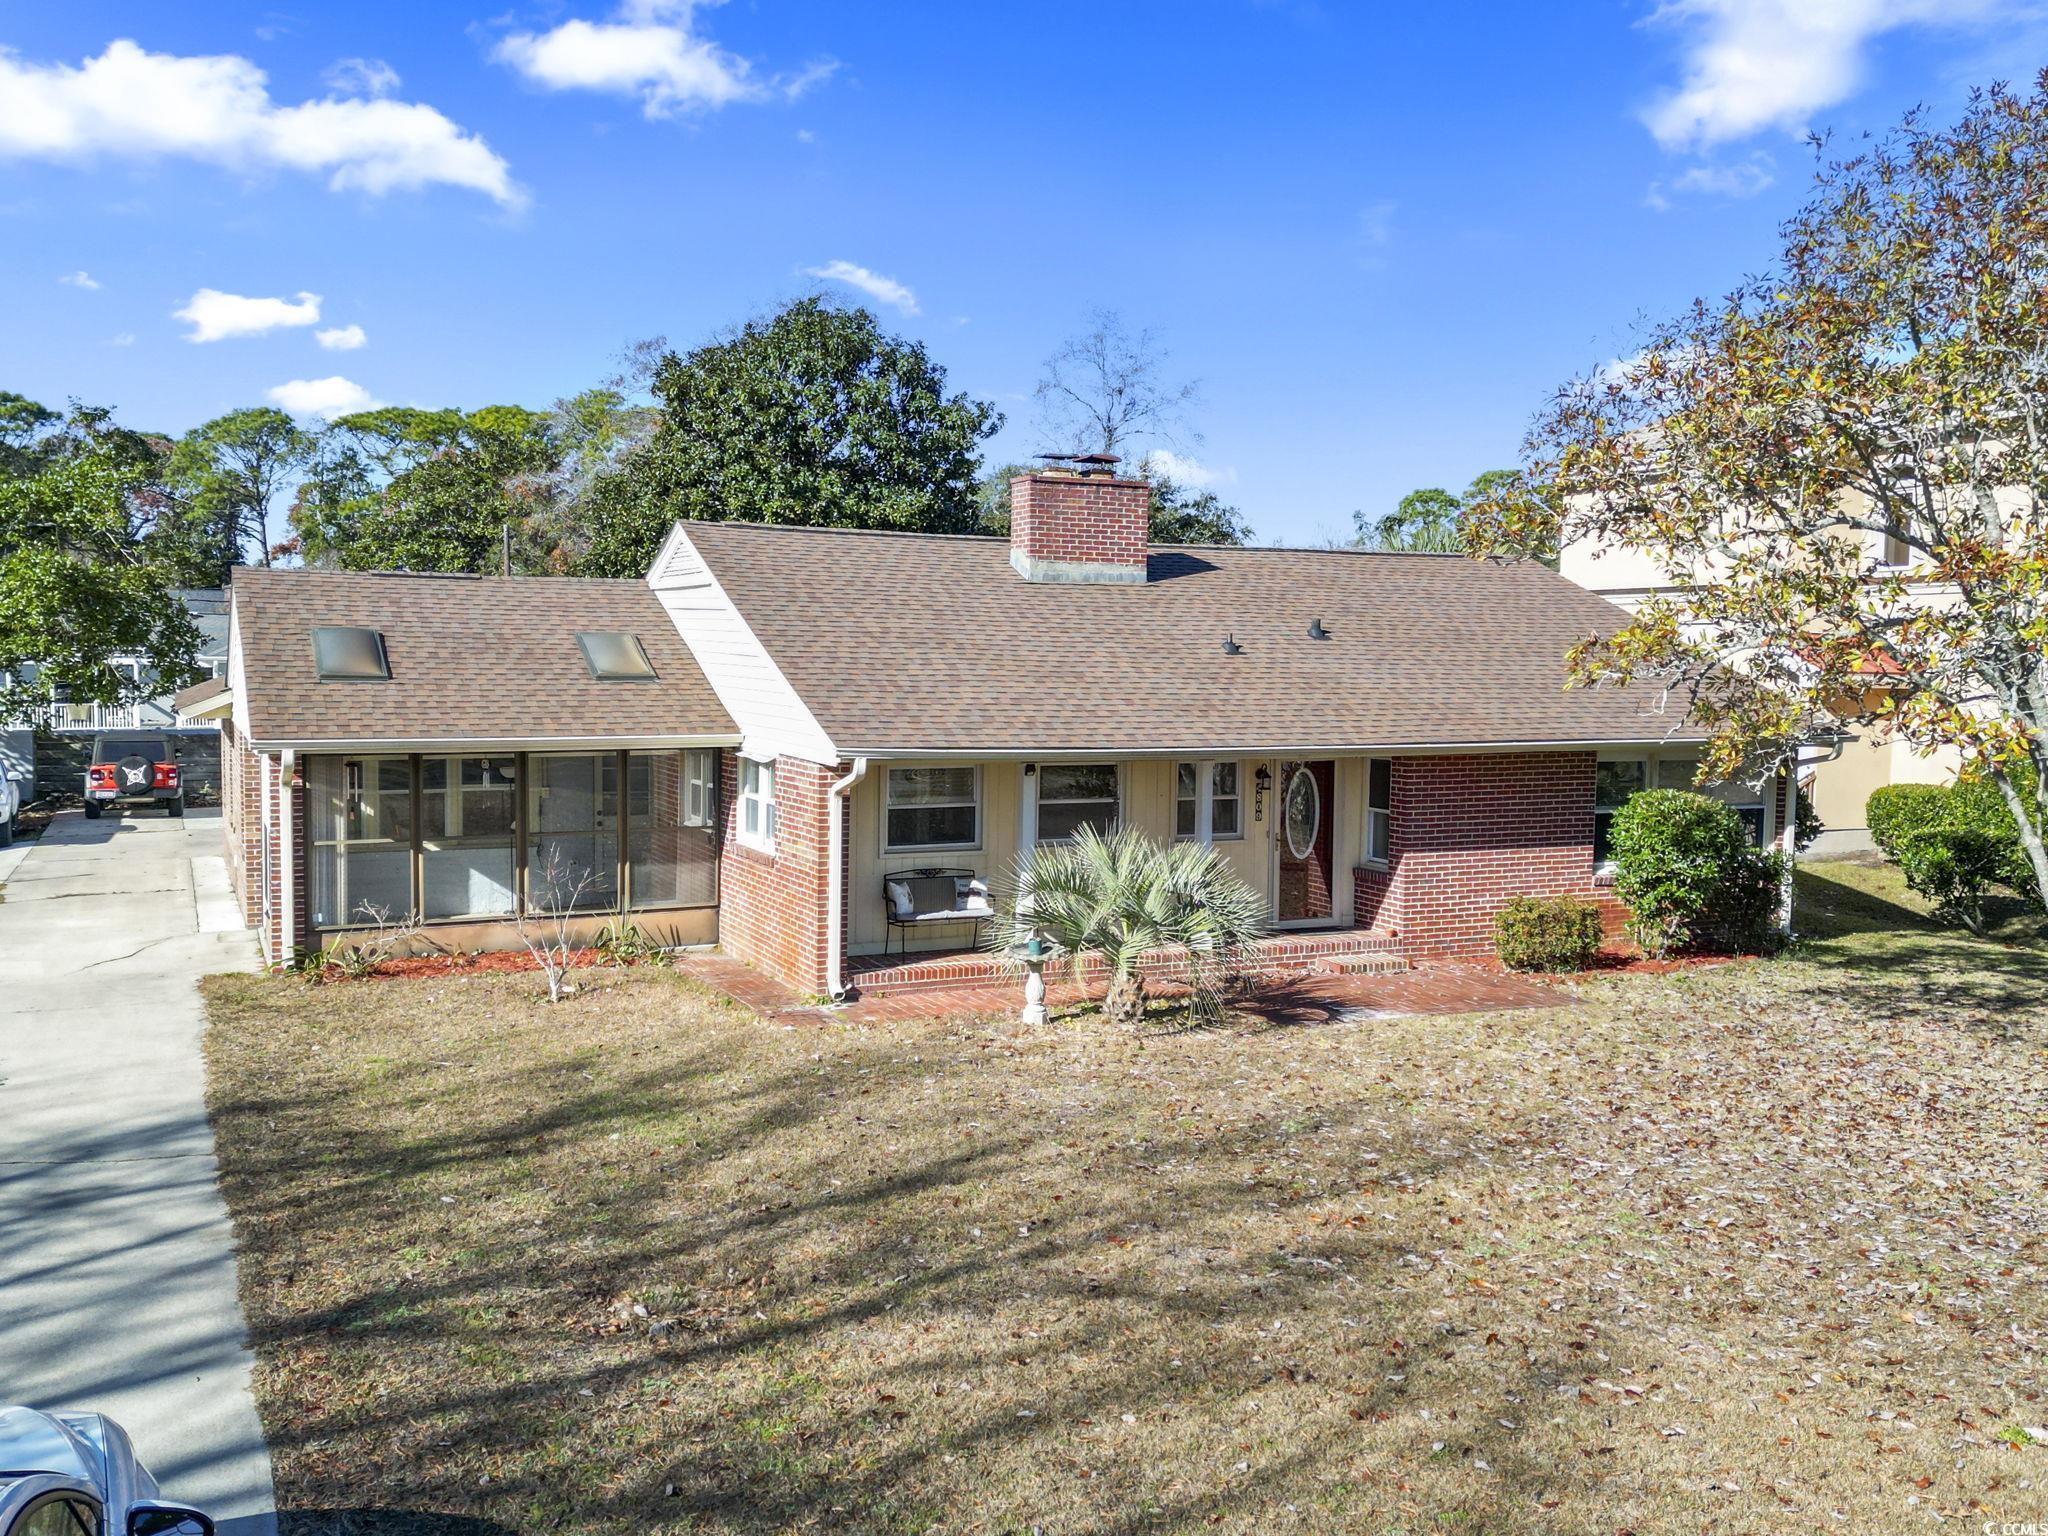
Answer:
[1283, 765, 1320, 861]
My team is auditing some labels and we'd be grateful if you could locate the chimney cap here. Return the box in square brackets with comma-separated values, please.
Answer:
[1033, 450, 1122, 476]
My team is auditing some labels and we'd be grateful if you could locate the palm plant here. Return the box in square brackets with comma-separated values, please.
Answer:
[985, 825, 1269, 1026]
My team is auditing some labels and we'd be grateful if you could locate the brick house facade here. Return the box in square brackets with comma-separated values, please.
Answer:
[211, 466, 1792, 983]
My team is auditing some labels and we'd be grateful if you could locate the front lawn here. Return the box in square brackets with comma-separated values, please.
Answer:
[204, 901, 2048, 1534]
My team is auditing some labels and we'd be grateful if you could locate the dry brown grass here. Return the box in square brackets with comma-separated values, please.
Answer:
[204, 886, 2048, 1535]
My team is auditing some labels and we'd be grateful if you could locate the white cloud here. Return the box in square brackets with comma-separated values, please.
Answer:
[175, 288, 321, 343]
[58, 269, 100, 289]
[494, 0, 836, 119]
[315, 323, 367, 350]
[802, 259, 918, 315]
[107, 331, 134, 347]
[1143, 450, 1234, 489]
[322, 57, 401, 98]
[1645, 150, 1775, 208]
[1641, 0, 2004, 150]
[0, 39, 521, 206]
[266, 375, 380, 419]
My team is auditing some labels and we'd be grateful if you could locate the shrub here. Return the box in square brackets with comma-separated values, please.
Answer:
[1867, 783, 1947, 860]
[1869, 777, 2042, 926]
[1893, 821, 2008, 933]
[1609, 789, 1786, 957]
[1494, 895, 1604, 972]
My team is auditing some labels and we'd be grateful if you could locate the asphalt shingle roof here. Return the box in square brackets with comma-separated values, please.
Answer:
[679, 521, 1707, 756]
[230, 567, 735, 747]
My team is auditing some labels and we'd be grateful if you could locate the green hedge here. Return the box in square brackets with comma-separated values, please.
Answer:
[1868, 778, 2042, 930]
[1494, 895, 1605, 972]
[1609, 790, 1786, 958]
[1866, 783, 1948, 860]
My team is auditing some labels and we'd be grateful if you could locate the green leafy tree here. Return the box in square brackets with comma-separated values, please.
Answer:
[1467, 76, 2048, 902]
[577, 298, 1002, 577]
[0, 400, 199, 720]
[292, 406, 560, 573]
[165, 406, 313, 583]
[1355, 471, 1529, 553]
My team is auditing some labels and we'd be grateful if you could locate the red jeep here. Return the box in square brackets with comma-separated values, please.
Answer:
[83, 732, 185, 819]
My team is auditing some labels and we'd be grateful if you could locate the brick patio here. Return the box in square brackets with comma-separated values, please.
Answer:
[675, 949, 1565, 1027]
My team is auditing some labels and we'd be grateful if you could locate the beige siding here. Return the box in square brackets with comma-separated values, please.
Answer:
[847, 755, 1355, 956]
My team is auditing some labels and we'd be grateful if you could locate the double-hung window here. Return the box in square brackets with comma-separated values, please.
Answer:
[1174, 761, 1242, 840]
[1364, 758, 1392, 865]
[739, 758, 778, 850]
[885, 766, 980, 852]
[1593, 758, 1647, 867]
[1036, 763, 1119, 843]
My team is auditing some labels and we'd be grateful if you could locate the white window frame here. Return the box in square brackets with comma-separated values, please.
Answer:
[682, 748, 717, 829]
[1034, 761, 1122, 845]
[738, 757, 777, 853]
[1655, 755, 1768, 847]
[1174, 760, 1244, 843]
[1593, 755, 1648, 872]
[882, 764, 982, 854]
[1363, 756, 1392, 868]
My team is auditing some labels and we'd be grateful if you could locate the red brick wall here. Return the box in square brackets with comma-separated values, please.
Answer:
[715, 753, 847, 995]
[1352, 752, 1625, 957]
[1010, 471, 1150, 576]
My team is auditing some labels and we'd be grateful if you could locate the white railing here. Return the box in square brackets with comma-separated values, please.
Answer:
[28, 699, 179, 732]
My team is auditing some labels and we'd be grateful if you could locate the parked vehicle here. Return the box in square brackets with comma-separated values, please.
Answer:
[82, 733, 183, 820]
[0, 1405, 213, 1534]
[0, 773, 20, 848]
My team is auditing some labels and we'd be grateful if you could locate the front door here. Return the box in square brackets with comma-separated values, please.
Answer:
[1274, 759, 1336, 924]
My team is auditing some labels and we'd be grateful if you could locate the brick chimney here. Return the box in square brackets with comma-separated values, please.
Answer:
[1009, 458, 1151, 584]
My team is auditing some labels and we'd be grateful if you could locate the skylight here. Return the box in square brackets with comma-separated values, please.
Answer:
[576, 631, 657, 681]
[312, 626, 390, 681]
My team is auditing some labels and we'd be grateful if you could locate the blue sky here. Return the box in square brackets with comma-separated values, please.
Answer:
[2, 1, 2041, 544]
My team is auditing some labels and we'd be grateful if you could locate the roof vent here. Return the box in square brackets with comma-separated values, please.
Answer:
[311, 626, 390, 681]
[1222, 633, 1244, 656]
[576, 631, 657, 681]
[1308, 618, 1330, 640]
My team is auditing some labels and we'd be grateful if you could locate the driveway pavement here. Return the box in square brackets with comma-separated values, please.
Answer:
[0, 807, 276, 1535]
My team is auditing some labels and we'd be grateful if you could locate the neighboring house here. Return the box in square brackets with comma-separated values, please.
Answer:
[1558, 522, 1955, 855]
[2, 589, 231, 798]
[195, 465, 1797, 994]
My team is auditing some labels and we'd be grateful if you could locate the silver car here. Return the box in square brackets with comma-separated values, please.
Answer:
[0, 1407, 212, 1536]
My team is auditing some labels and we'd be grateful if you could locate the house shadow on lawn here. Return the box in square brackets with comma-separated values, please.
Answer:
[1791, 863, 2048, 1039]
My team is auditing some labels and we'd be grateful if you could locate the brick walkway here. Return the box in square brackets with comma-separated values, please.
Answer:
[675, 951, 1565, 1026]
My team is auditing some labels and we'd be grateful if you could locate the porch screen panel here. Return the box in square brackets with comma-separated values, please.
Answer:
[421, 755, 517, 918]
[527, 753, 621, 911]
[627, 749, 718, 908]
[308, 754, 413, 928]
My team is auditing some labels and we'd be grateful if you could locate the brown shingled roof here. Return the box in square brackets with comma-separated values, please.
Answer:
[678, 522, 1707, 755]
[171, 676, 228, 713]
[230, 567, 735, 748]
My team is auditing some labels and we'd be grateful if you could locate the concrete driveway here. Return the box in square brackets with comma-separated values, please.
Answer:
[0, 807, 275, 1535]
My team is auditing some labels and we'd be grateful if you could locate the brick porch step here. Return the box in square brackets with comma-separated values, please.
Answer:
[849, 929, 1406, 998]
[1313, 952, 1410, 977]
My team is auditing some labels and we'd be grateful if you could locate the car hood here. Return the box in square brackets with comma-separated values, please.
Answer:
[0, 1407, 104, 1486]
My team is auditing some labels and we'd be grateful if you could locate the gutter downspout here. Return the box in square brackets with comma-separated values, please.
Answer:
[825, 756, 869, 1002]
[280, 748, 297, 961]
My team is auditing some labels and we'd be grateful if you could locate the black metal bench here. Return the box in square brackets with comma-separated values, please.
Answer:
[882, 867, 993, 956]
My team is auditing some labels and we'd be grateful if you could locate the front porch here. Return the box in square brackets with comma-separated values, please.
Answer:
[844, 925, 1406, 998]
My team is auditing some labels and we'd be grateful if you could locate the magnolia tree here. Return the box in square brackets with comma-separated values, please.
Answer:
[1467, 75, 2048, 900]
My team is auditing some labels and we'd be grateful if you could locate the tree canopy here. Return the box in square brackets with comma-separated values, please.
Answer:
[1357, 471, 1522, 553]
[289, 405, 561, 574]
[0, 397, 199, 720]
[575, 298, 1001, 577]
[1033, 310, 1201, 459]
[1467, 73, 2048, 899]
[165, 406, 312, 584]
